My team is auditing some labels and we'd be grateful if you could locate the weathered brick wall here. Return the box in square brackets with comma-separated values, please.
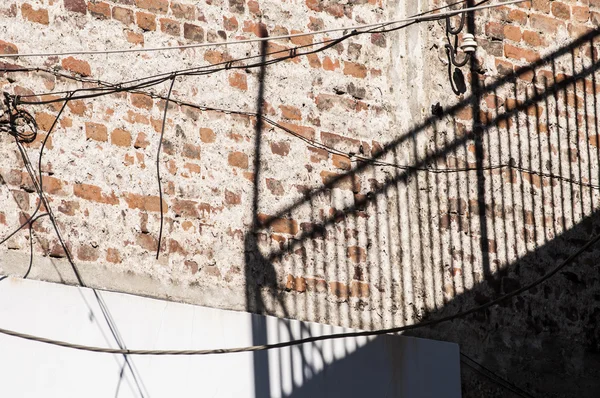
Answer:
[1, 0, 600, 396]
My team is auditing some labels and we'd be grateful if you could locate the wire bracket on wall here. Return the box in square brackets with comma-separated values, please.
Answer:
[444, 7, 477, 95]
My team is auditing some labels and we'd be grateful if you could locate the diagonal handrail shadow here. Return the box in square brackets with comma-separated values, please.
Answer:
[244, 26, 600, 397]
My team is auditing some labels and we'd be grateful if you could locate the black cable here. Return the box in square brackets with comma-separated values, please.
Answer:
[0, 225, 597, 355]
[156, 76, 176, 259]
[460, 352, 536, 398]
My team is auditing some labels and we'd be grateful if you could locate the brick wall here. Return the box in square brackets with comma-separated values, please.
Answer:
[1, 0, 600, 396]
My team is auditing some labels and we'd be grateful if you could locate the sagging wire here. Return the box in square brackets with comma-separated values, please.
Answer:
[0, 225, 598, 355]
[156, 76, 176, 259]
[9, 0, 492, 107]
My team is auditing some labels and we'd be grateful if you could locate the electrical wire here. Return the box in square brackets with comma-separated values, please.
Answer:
[0, 228, 598, 355]
[0, 0, 528, 59]
[460, 352, 537, 398]
[8, 0, 511, 107]
[155, 76, 176, 259]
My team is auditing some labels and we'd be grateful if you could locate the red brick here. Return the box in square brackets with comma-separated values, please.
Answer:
[124, 192, 168, 212]
[135, 0, 168, 13]
[320, 171, 361, 192]
[160, 18, 180, 36]
[350, 281, 369, 298]
[329, 281, 349, 300]
[504, 43, 540, 62]
[347, 246, 366, 263]
[111, 128, 132, 147]
[551, 2, 570, 19]
[184, 23, 203, 42]
[0, 40, 18, 55]
[126, 31, 144, 45]
[279, 105, 302, 120]
[22, 4, 49, 25]
[88, 1, 111, 19]
[136, 11, 156, 31]
[278, 122, 315, 140]
[62, 57, 91, 76]
[285, 274, 307, 292]
[64, 0, 87, 14]
[78, 245, 99, 262]
[74, 183, 119, 204]
[85, 122, 108, 141]
[172, 199, 199, 217]
[224, 190, 241, 206]
[223, 15, 238, 31]
[200, 127, 216, 143]
[228, 72, 248, 90]
[112, 6, 134, 25]
[170, 2, 195, 19]
[266, 178, 284, 196]
[503, 25, 521, 42]
[270, 141, 290, 156]
[530, 13, 565, 34]
[130, 93, 153, 109]
[228, 151, 249, 169]
[257, 213, 299, 235]
[343, 61, 367, 78]
[106, 248, 121, 263]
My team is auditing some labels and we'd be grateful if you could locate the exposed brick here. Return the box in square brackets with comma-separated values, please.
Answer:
[126, 31, 144, 45]
[88, 1, 111, 19]
[278, 122, 315, 140]
[551, 2, 570, 19]
[223, 15, 238, 31]
[136, 11, 156, 31]
[343, 61, 367, 78]
[350, 281, 369, 298]
[21, 4, 49, 25]
[106, 248, 122, 263]
[257, 214, 299, 235]
[200, 127, 216, 143]
[320, 171, 360, 193]
[228, 151, 249, 169]
[160, 18, 180, 36]
[503, 25, 521, 42]
[135, 0, 168, 13]
[130, 93, 153, 109]
[279, 105, 302, 120]
[112, 6, 134, 25]
[224, 189, 241, 206]
[64, 0, 87, 14]
[85, 122, 108, 141]
[329, 281, 349, 300]
[347, 245, 366, 263]
[266, 178, 284, 196]
[62, 57, 91, 76]
[183, 143, 201, 159]
[0, 41, 18, 55]
[332, 154, 351, 170]
[530, 13, 564, 34]
[74, 183, 119, 205]
[322, 57, 340, 71]
[170, 2, 195, 19]
[504, 43, 540, 62]
[67, 100, 86, 115]
[111, 128, 132, 147]
[229, 0, 244, 14]
[285, 274, 307, 292]
[183, 23, 204, 42]
[124, 192, 168, 212]
[78, 245, 99, 262]
[270, 141, 290, 156]
[228, 72, 248, 90]
[172, 199, 199, 217]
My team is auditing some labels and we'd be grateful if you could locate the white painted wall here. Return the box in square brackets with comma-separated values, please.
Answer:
[0, 277, 461, 397]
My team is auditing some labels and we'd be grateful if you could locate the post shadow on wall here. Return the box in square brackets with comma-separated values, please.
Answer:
[244, 21, 600, 398]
